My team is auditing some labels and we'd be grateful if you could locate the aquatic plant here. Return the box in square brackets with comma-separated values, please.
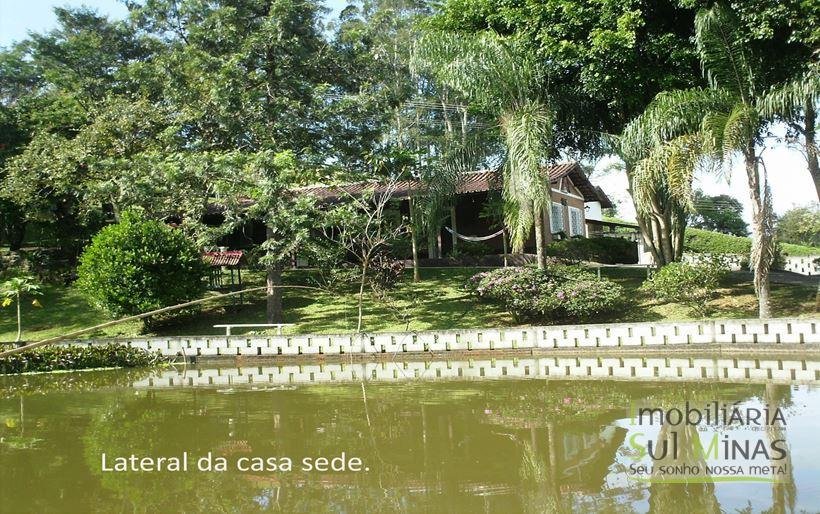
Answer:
[0, 343, 165, 374]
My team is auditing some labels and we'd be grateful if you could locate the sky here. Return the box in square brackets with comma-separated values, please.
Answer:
[1, 0, 816, 224]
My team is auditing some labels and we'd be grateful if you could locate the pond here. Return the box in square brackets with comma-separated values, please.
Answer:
[1, 355, 819, 513]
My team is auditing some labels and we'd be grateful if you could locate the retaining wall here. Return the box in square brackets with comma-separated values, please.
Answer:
[60, 317, 819, 358]
[782, 255, 819, 276]
[130, 355, 820, 389]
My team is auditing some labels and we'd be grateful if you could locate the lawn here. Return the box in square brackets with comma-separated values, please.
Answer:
[0, 267, 816, 343]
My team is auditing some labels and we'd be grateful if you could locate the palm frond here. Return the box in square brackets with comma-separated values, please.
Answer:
[720, 103, 758, 159]
[632, 134, 704, 216]
[757, 67, 820, 119]
[621, 88, 733, 161]
[694, 4, 755, 100]
[415, 136, 482, 234]
[412, 30, 546, 111]
[700, 110, 728, 158]
[499, 101, 553, 250]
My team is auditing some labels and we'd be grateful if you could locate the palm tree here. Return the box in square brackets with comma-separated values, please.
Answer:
[622, 4, 818, 318]
[759, 65, 820, 200]
[412, 31, 554, 268]
[1, 275, 42, 343]
[614, 134, 701, 266]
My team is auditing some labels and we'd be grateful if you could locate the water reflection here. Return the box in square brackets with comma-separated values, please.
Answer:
[1, 357, 818, 513]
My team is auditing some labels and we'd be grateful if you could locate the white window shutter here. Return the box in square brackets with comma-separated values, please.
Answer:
[551, 203, 564, 233]
[569, 207, 583, 236]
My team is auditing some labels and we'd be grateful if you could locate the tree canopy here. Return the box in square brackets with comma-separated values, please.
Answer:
[0, 0, 815, 321]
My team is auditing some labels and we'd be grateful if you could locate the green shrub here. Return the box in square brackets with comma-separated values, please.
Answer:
[76, 211, 207, 320]
[545, 237, 638, 264]
[683, 228, 751, 255]
[451, 240, 493, 259]
[466, 266, 623, 322]
[640, 259, 728, 316]
[368, 255, 405, 291]
[0, 344, 164, 374]
[780, 242, 820, 257]
[684, 227, 820, 268]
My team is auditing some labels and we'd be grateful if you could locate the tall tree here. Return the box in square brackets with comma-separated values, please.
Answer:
[426, 0, 703, 266]
[128, 0, 336, 322]
[0, 7, 151, 255]
[622, 4, 817, 317]
[775, 204, 820, 247]
[688, 191, 748, 236]
[413, 31, 554, 268]
[682, 0, 819, 199]
[336, 0, 495, 275]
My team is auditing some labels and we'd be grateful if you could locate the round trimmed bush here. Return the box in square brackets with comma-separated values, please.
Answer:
[76, 211, 207, 319]
[466, 266, 623, 322]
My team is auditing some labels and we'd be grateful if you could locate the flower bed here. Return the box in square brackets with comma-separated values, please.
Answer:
[466, 266, 623, 322]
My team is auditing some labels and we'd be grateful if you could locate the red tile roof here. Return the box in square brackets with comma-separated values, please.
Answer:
[295, 162, 607, 203]
[206, 162, 610, 214]
[203, 250, 244, 267]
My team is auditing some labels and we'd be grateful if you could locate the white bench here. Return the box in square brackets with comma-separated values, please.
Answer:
[213, 323, 294, 336]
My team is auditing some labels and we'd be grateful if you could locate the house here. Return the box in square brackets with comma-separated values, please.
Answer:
[296, 161, 613, 257]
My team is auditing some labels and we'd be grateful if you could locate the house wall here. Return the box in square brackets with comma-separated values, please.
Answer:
[447, 191, 508, 254]
[447, 181, 590, 256]
[549, 182, 586, 237]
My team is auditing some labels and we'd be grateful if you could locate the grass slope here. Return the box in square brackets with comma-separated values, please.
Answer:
[1, 267, 816, 343]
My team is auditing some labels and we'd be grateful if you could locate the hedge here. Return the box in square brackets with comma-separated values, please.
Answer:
[0, 344, 165, 374]
[545, 237, 638, 264]
[466, 266, 624, 322]
[780, 242, 820, 257]
[684, 227, 819, 257]
[683, 228, 751, 255]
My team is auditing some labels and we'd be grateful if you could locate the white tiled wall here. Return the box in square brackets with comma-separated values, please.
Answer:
[63, 318, 819, 357]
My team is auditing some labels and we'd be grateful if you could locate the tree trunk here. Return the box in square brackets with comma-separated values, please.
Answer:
[357, 259, 368, 332]
[542, 198, 553, 245]
[805, 100, 819, 201]
[450, 206, 458, 254]
[502, 230, 508, 267]
[427, 225, 437, 259]
[533, 203, 546, 269]
[15, 292, 21, 343]
[625, 163, 666, 266]
[409, 198, 420, 282]
[651, 199, 675, 265]
[672, 210, 686, 262]
[265, 226, 283, 324]
[636, 213, 662, 266]
[744, 146, 772, 318]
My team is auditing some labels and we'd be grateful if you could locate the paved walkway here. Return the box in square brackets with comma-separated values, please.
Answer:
[731, 270, 818, 288]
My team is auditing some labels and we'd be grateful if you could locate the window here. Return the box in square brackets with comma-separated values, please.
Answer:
[550, 203, 564, 233]
[568, 207, 584, 236]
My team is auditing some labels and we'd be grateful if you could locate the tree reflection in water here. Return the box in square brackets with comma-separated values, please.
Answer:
[765, 384, 795, 514]
[0, 366, 810, 512]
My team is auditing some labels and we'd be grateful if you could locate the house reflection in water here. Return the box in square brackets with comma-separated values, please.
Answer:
[0, 361, 813, 512]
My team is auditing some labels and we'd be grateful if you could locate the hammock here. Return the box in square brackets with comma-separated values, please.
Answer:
[444, 226, 505, 242]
